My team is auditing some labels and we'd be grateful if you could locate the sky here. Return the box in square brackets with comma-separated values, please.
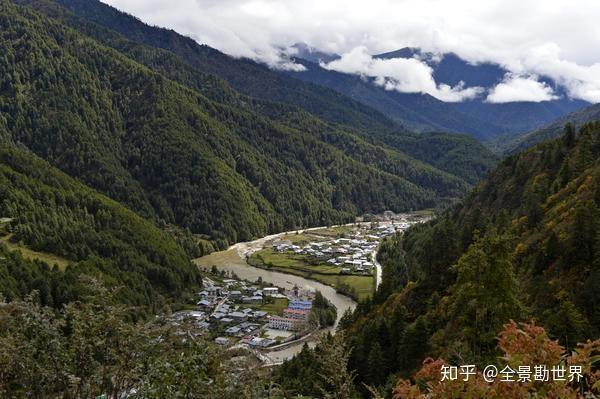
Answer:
[102, 0, 600, 103]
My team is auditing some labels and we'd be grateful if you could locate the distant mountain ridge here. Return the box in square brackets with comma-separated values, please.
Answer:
[285, 46, 589, 142]
[35, 0, 589, 143]
[497, 103, 600, 153]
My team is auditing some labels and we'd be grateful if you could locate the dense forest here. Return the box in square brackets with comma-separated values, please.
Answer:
[1, 0, 497, 249]
[0, 146, 201, 311]
[314, 122, 600, 397]
[0, 279, 274, 398]
[44, 0, 497, 185]
[5, 1, 599, 398]
[499, 103, 600, 154]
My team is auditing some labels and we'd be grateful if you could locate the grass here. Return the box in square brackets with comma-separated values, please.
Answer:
[0, 234, 70, 271]
[244, 297, 289, 315]
[250, 248, 374, 302]
[252, 248, 369, 276]
[315, 274, 374, 302]
[277, 233, 325, 245]
[194, 247, 247, 269]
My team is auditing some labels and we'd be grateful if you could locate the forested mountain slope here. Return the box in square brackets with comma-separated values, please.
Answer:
[498, 103, 600, 153]
[51, 0, 398, 133]
[30, 0, 498, 183]
[17, 0, 496, 187]
[333, 122, 600, 394]
[0, 145, 201, 311]
[287, 49, 587, 142]
[1, 0, 496, 247]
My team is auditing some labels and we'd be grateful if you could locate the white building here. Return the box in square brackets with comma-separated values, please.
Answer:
[263, 287, 279, 296]
[268, 316, 304, 331]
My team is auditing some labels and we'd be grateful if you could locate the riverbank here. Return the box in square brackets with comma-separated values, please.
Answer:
[193, 213, 432, 362]
[194, 245, 356, 330]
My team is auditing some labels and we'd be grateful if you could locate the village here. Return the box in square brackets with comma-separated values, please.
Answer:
[168, 274, 318, 350]
[187, 213, 431, 360]
[272, 222, 408, 275]
[241, 220, 414, 301]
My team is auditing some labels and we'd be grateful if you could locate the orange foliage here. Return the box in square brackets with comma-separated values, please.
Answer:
[393, 320, 600, 399]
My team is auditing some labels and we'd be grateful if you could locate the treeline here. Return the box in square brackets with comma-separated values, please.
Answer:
[0, 146, 201, 311]
[7, 0, 497, 248]
[0, 278, 280, 398]
[311, 291, 337, 328]
[340, 123, 600, 397]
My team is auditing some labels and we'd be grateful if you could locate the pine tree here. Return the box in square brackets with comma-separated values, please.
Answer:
[449, 230, 523, 356]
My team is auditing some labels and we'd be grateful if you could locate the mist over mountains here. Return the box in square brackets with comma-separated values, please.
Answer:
[285, 44, 589, 142]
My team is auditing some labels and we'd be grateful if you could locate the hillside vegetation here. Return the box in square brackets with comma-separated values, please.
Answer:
[0, 146, 201, 311]
[337, 122, 600, 394]
[26, 0, 498, 183]
[1, 0, 499, 249]
[495, 103, 600, 154]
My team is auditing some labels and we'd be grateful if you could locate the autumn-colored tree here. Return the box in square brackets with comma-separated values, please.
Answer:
[393, 320, 600, 399]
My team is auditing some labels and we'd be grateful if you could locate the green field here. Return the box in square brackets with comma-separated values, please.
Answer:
[0, 234, 70, 271]
[252, 249, 344, 274]
[277, 232, 326, 245]
[249, 248, 374, 302]
[244, 297, 289, 315]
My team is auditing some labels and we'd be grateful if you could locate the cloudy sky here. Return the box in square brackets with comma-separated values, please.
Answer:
[102, 0, 600, 103]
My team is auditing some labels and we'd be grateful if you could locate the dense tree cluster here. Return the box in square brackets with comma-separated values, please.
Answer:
[339, 123, 600, 396]
[0, 278, 285, 398]
[274, 334, 357, 398]
[311, 290, 337, 328]
[0, 146, 201, 310]
[394, 320, 600, 398]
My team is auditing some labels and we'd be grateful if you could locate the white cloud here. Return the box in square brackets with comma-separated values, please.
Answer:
[101, 0, 600, 103]
[486, 75, 559, 103]
[322, 47, 483, 102]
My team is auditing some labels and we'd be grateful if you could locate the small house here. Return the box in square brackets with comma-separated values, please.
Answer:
[263, 287, 279, 296]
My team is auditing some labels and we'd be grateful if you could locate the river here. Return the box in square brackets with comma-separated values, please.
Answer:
[194, 227, 359, 363]
[193, 216, 430, 363]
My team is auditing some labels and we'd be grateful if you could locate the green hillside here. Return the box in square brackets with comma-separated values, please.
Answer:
[331, 122, 600, 394]
[494, 103, 600, 154]
[0, 0, 496, 248]
[24, 0, 497, 185]
[0, 145, 201, 311]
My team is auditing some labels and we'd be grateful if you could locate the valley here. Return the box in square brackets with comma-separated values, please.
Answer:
[1, 0, 599, 398]
[194, 213, 431, 364]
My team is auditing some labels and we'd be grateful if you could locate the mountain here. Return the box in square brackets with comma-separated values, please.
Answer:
[376, 48, 505, 88]
[285, 47, 589, 142]
[0, 145, 201, 311]
[286, 56, 502, 140]
[2, 0, 498, 250]
[332, 121, 600, 392]
[48, 0, 397, 134]
[498, 103, 600, 153]
[290, 42, 339, 64]
[35, 0, 497, 179]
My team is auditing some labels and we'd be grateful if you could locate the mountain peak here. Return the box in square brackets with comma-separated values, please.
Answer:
[289, 42, 339, 64]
